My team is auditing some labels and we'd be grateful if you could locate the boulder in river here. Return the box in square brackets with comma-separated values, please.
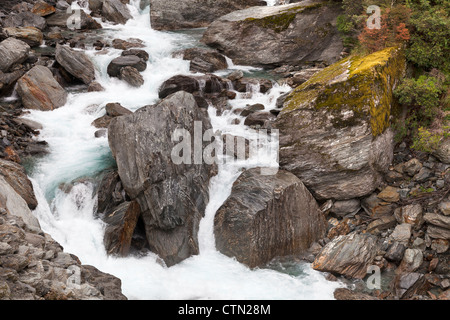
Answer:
[55, 44, 96, 85]
[158, 74, 227, 99]
[178, 47, 228, 73]
[16, 65, 68, 111]
[214, 168, 327, 268]
[108, 91, 217, 267]
[107, 55, 147, 78]
[274, 47, 406, 200]
[202, 1, 343, 67]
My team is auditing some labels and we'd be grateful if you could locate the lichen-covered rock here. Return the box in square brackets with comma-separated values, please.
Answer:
[202, 1, 343, 67]
[214, 168, 327, 268]
[274, 47, 406, 200]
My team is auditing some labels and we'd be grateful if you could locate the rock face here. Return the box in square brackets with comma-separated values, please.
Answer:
[0, 38, 30, 73]
[202, 1, 343, 67]
[108, 91, 217, 267]
[150, 0, 266, 31]
[214, 168, 327, 268]
[55, 45, 96, 85]
[312, 232, 378, 279]
[274, 47, 406, 200]
[17, 66, 68, 111]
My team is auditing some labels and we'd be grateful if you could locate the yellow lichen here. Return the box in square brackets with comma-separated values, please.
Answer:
[281, 47, 406, 137]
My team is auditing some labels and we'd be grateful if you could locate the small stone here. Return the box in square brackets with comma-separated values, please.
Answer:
[413, 167, 432, 182]
[377, 186, 400, 203]
[390, 223, 412, 244]
[399, 248, 423, 272]
[438, 202, 450, 216]
[431, 239, 449, 253]
[436, 180, 445, 189]
[384, 242, 406, 263]
[330, 199, 361, 217]
[400, 204, 424, 227]
[403, 158, 423, 176]
[412, 237, 426, 251]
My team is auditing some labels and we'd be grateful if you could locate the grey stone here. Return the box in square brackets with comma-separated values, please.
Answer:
[55, 44, 96, 85]
[0, 38, 30, 72]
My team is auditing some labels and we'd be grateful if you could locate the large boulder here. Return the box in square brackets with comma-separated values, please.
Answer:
[273, 47, 406, 200]
[201, 1, 343, 67]
[150, 0, 266, 31]
[55, 44, 96, 85]
[108, 91, 217, 266]
[16, 65, 68, 111]
[214, 168, 327, 268]
[0, 38, 30, 73]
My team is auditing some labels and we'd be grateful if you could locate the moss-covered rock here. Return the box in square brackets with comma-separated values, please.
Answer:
[274, 47, 406, 200]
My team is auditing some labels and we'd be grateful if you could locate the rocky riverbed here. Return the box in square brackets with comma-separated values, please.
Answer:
[0, 0, 449, 300]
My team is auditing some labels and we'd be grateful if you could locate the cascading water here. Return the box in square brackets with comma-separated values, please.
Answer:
[24, 0, 343, 299]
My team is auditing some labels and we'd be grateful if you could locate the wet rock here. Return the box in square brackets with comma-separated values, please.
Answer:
[178, 47, 227, 73]
[108, 91, 217, 267]
[103, 200, 141, 257]
[243, 111, 276, 128]
[96, 169, 127, 217]
[222, 134, 250, 160]
[112, 38, 145, 50]
[0, 37, 30, 72]
[55, 44, 96, 85]
[158, 74, 226, 99]
[121, 49, 149, 62]
[215, 168, 327, 268]
[312, 232, 378, 279]
[240, 103, 265, 117]
[105, 102, 132, 117]
[87, 81, 105, 92]
[119, 66, 144, 87]
[107, 55, 146, 78]
[16, 65, 67, 111]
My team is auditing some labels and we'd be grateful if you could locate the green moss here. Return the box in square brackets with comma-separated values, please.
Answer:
[281, 47, 406, 137]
